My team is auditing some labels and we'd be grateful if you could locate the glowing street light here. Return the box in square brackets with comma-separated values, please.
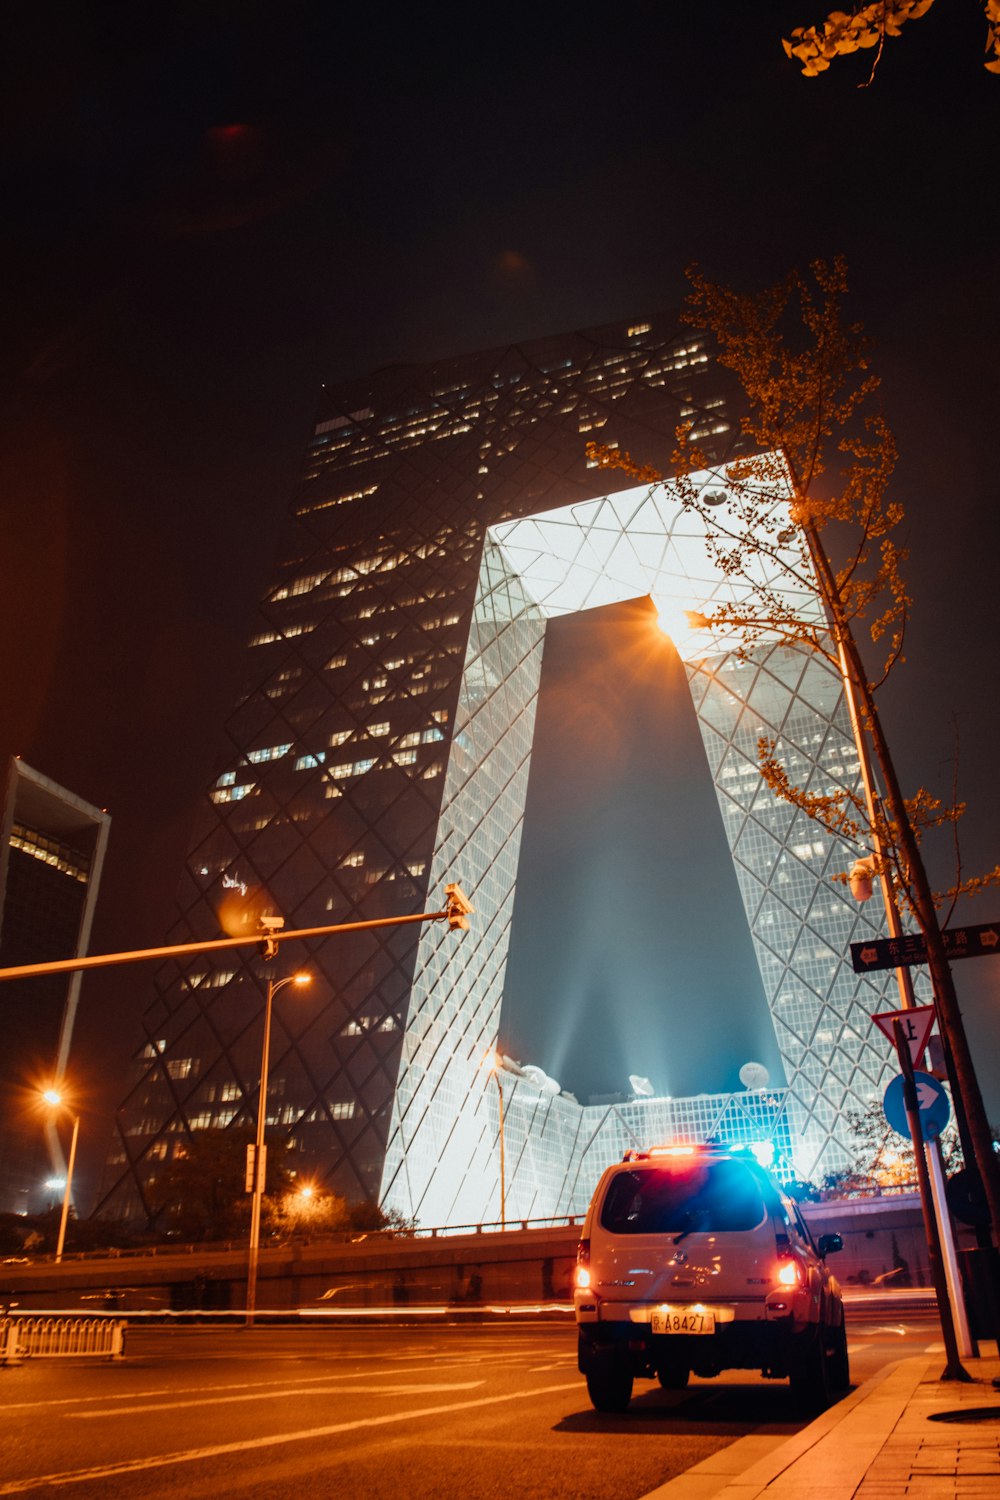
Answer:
[481, 1050, 506, 1230]
[246, 970, 312, 1325]
[41, 1089, 79, 1264]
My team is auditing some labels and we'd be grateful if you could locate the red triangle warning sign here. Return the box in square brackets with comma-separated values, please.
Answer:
[870, 1005, 936, 1064]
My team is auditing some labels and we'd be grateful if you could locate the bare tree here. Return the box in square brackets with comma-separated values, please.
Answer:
[588, 257, 1000, 1249]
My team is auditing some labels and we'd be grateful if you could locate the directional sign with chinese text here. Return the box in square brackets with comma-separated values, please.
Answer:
[883, 1070, 951, 1141]
[851, 921, 1000, 974]
[870, 1005, 936, 1065]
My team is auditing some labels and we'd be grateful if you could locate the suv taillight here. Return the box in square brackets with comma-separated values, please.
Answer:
[776, 1257, 801, 1288]
[575, 1238, 591, 1290]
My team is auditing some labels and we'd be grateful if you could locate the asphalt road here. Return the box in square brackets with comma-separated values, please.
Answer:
[0, 1310, 942, 1500]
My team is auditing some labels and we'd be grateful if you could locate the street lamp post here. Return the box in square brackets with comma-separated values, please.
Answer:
[42, 1090, 79, 1264]
[246, 970, 311, 1326]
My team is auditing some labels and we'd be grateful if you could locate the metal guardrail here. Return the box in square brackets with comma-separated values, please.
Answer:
[4, 1214, 583, 1265]
[1, 1315, 126, 1366]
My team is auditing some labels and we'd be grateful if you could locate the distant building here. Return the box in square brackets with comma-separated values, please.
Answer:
[99, 316, 903, 1227]
[0, 759, 109, 1214]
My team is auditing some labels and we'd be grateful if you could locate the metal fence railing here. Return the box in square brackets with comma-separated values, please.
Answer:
[1, 1315, 126, 1366]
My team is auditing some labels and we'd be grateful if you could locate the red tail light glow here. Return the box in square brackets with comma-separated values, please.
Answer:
[776, 1258, 801, 1288]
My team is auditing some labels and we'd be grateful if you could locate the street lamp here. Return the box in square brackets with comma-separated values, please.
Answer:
[481, 1051, 506, 1230]
[246, 970, 311, 1325]
[41, 1089, 80, 1264]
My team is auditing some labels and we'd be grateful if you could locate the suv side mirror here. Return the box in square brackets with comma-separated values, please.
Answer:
[817, 1232, 842, 1257]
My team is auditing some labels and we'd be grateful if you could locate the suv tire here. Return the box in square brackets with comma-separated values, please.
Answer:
[830, 1321, 850, 1392]
[586, 1366, 634, 1413]
[657, 1361, 690, 1391]
[789, 1328, 834, 1413]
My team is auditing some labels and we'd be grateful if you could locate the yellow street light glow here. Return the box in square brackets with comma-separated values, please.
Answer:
[42, 1089, 62, 1108]
[292, 972, 312, 987]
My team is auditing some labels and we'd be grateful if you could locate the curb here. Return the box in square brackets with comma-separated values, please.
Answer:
[640, 1357, 919, 1500]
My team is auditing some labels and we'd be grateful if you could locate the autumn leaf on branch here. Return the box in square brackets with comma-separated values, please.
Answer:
[783, 1, 999, 82]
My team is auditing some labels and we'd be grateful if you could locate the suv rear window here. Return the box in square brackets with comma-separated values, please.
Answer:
[599, 1158, 767, 1235]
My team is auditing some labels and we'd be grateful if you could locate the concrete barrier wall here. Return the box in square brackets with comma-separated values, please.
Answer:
[1, 1196, 957, 1313]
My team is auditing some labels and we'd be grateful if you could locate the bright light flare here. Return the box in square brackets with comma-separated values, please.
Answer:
[777, 1259, 800, 1288]
[748, 1141, 775, 1169]
[651, 596, 714, 657]
[42, 1089, 62, 1108]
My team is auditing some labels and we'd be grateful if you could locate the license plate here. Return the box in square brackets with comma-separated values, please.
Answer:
[652, 1306, 715, 1335]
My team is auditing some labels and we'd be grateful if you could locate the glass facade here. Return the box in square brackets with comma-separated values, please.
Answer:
[0, 759, 110, 1214]
[99, 316, 909, 1226]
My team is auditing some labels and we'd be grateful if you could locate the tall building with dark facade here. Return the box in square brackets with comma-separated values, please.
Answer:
[0, 759, 110, 1214]
[101, 316, 904, 1227]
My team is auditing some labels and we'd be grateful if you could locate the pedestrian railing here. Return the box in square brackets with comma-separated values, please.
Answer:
[1, 1315, 125, 1366]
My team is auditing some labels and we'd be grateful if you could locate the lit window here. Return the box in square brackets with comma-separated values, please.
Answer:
[331, 1101, 355, 1120]
[216, 771, 237, 787]
[246, 744, 291, 764]
[166, 1058, 196, 1080]
[269, 571, 329, 601]
[326, 654, 348, 670]
[329, 729, 353, 747]
[296, 752, 326, 770]
[211, 783, 255, 803]
[249, 624, 311, 646]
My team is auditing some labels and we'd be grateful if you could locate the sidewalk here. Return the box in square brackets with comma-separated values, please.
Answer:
[651, 1351, 1000, 1499]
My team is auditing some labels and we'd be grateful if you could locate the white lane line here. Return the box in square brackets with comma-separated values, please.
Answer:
[70, 1381, 484, 1417]
[1, 1371, 379, 1413]
[0, 1380, 581, 1494]
[924, 1342, 945, 1353]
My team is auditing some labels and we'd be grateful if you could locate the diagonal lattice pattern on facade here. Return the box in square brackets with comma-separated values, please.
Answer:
[97, 316, 910, 1227]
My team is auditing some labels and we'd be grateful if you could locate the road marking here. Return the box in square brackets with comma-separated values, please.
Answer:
[924, 1342, 945, 1353]
[0, 1381, 581, 1494]
[0, 1369, 403, 1412]
[70, 1381, 484, 1417]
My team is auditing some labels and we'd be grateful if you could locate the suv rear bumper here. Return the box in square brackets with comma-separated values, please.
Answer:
[577, 1315, 817, 1379]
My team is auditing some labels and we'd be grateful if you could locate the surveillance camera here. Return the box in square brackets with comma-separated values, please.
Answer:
[444, 882, 474, 930]
[259, 915, 285, 932]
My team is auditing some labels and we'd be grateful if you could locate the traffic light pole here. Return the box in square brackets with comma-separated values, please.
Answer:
[0, 884, 475, 985]
[893, 1019, 970, 1382]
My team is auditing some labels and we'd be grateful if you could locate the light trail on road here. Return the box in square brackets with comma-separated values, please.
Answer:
[0, 1380, 581, 1495]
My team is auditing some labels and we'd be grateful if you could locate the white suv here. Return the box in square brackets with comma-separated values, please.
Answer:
[575, 1144, 848, 1412]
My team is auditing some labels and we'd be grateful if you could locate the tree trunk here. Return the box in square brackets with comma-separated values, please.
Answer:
[807, 531, 1000, 1251]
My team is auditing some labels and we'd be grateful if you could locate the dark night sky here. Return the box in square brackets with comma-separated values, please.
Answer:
[2, 2, 998, 1200]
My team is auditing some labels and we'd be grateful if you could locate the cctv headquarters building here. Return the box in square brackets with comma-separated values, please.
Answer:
[101, 315, 910, 1227]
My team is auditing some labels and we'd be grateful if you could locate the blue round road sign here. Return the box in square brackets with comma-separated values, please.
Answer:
[883, 1070, 951, 1140]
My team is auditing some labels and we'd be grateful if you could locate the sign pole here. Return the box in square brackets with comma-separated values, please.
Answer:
[892, 1019, 970, 1381]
